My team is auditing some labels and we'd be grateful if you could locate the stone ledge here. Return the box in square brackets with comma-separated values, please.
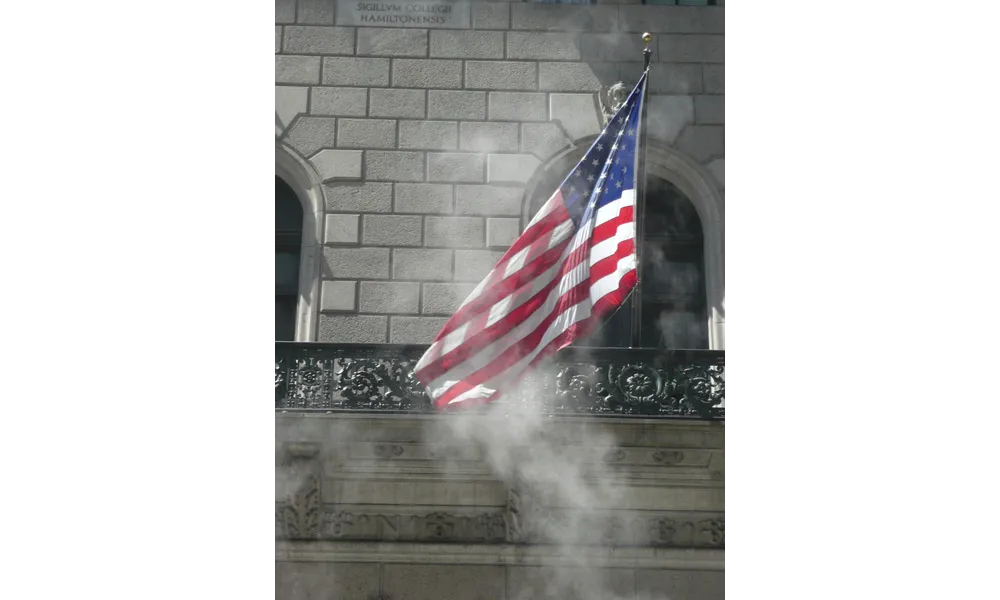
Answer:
[275, 541, 724, 570]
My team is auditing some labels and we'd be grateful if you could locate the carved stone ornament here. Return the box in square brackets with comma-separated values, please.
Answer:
[598, 82, 630, 124]
[373, 443, 404, 459]
[652, 449, 685, 465]
[277, 472, 323, 540]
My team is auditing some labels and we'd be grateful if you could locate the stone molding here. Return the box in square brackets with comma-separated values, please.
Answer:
[276, 541, 725, 571]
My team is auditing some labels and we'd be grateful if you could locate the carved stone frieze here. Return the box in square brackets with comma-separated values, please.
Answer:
[504, 468, 724, 547]
[650, 517, 725, 548]
[312, 510, 508, 544]
[275, 502, 724, 549]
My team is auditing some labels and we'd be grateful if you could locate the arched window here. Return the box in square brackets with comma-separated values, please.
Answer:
[276, 176, 303, 341]
[524, 149, 709, 349]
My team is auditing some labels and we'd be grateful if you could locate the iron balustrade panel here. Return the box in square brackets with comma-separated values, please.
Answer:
[275, 342, 724, 419]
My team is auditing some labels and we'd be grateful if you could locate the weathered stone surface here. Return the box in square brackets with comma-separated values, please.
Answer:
[508, 567, 636, 600]
[455, 185, 524, 216]
[487, 154, 540, 184]
[320, 280, 356, 312]
[312, 149, 363, 180]
[620, 63, 703, 94]
[275, 562, 380, 600]
[362, 214, 423, 246]
[465, 61, 537, 90]
[395, 183, 453, 214]
[618, 6, 725, 34]
[538, 62, 617, 92]
[359, 281, 420, 314]
[424, 216, 484, 248]
[282, 26, 354, 54]
[336, 118, 396, 149]
[695, 95, 724, 124]
[430, 30, 503, 59]
[284, 116, 337, 157]
[511, 4, 618, 32]
[393, 59, 462, 88]
[550, 93, 601, 142]
[388, 316, 450, 344]
[421, 283, 477, 315]
[506, 32, 580, 60]
[706, 158, 724, 189]
[322, 57, 390, 86]
[275, 86, 309, 132]
[646, 95, 694, 145]
[365, 151, 425, 182]
[660, 34, 725, 63]
[275, 0, 295, 25]
[454, 249, 504, 281]
[521, 122, 572, 160]
[704, 64, 724, 93]
[369, 88, 425, 118]
[392, 249, 453, 281]
[427, 153, 485, 183]
[487, 217, 520, 248]
[427, 90, 486, 120]
[674, 125, 724, 163]
[400, 120, 458, 150]
[635, 569, 725, 600]
[489, 92, 547, 121]
[460, 122, 518, 152]
[318, 315, 387, 343]
[357, 28, 427, 57]
[582, 33, 659, 62]
[310, 87, 367, 116]
[275, 26, 281, 53]
[276, 55, 320, 84]
[325, 182, 392, 212]
[323, 247, 390, 278]
[323, 213, 359, 244]
[296, 0, 334, 25]
[472, 3, 509, 30]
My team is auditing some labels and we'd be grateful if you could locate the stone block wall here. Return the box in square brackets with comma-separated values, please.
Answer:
[276, 1, 724, 343]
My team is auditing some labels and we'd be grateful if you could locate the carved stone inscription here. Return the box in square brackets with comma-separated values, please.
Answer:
[337, 0, 471, 29]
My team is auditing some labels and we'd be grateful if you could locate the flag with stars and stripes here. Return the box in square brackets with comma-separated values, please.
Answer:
[414, 73, 648, 411]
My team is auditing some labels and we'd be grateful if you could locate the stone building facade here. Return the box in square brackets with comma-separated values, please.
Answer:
[276, 1, 724, 598]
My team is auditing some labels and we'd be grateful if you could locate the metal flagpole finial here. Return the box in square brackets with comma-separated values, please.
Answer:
[642, 33, 652, 70]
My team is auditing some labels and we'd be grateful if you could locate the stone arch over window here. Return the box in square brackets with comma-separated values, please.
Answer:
[521, 138, 724, 350]
[276, 142, 325, 342]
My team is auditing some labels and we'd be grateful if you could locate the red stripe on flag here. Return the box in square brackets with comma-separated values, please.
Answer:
[591, 269, 637, 319]
[591, 205, 634, 245]
[589, 239, 635, 282]
[432, 279, 592, 407]
[416, 242, 590, 383]
[432, 237, 571, 340]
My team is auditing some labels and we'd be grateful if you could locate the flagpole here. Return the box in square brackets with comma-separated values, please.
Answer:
[629, 33, 653, 348]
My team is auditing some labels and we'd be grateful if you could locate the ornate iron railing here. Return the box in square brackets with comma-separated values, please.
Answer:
[275, 343, 724, 419]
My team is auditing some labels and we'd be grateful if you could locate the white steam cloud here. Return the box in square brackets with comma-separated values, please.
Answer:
[428, 359, 639, 600]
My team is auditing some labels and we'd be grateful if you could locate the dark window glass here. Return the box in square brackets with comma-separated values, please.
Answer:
[526, 149, 709, 349]
[276, 176, 303, 341]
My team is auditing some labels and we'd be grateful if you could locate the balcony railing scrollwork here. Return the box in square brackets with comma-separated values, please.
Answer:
[276, 343, 724, 419]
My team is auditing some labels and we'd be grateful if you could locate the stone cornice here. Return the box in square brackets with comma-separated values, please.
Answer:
[275, 541, 725, 571]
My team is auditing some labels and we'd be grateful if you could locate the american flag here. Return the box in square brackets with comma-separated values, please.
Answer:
[415, 73, 648, 411]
